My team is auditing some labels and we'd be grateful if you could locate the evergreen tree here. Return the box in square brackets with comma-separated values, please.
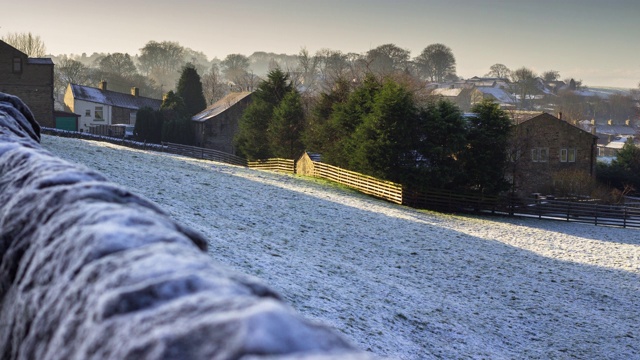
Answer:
[460, 99, 513, 194]
[321, 75, 381, 168]
[235, 68, 299, 160]
[176, 63, 207, 118]
[416, 99, 468, 190]
[347, 79, 419, 183]
[134, 107, 155, 142]
[597, 138, 640, 192]
[302, 78, 351, 153]
[254, 68, 292, 105]
[160, 91, 194, 145]
[235, 100, 273, 159]
[269, 90, 305, 159]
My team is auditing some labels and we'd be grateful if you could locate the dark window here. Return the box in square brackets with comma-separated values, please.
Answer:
[12, 57, 22, 73]
[95, 106, 103, 120]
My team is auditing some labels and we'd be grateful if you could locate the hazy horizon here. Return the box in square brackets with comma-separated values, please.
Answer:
[3, 0, 639, 88]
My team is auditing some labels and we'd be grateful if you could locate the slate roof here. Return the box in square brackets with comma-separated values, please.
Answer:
[27, 58, 54, 65]
[192, 91, 252, 122]
[70, 84, 162, 110]
[431, 88, 463, 97]
[476, 87, 515, 104]
[596, 125, 636, 136]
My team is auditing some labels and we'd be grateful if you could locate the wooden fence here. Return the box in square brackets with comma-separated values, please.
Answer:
[506, 198, 640, 228]
[162, 142, 247, 166]
[295, 153, 403, 204]
[247, 158, 295, 173]
[43, 131, 640, 229]
[402, 188, 501, 213]
[403, 187, 640, 229]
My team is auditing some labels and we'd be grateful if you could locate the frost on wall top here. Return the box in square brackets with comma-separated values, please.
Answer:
[0, 92, 374, 359]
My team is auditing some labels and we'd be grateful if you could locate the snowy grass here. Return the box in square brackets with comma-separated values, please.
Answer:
[41, 135, 640, 360]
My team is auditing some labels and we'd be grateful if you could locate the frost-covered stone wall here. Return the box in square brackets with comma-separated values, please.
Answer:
[0, 93, 373, 359]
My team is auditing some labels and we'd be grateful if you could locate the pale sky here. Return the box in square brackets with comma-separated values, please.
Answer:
[2, 0, 639, 88]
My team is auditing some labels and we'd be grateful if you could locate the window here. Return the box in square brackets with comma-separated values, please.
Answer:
[540, 148, 548, 162]
[85, 109, 91, 117]
[560, 149, 568, 162]
[531, 148, 548, 162]
[507, 149, 521, 162]
[95, 106, 104, 120]
[12, 57, 22, 73]
[560, 148, 576, 162]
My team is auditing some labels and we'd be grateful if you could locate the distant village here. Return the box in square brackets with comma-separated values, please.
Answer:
[2, 36, 640, 201]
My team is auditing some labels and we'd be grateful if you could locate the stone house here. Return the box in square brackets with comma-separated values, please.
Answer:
[0, 40, 54, 127]
[508, 113, 598, 198]
[192, 91, 252, 153]
[64, 82, 162, 132]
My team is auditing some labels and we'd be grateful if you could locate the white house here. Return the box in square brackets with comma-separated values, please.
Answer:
[63, 81, 162, 132]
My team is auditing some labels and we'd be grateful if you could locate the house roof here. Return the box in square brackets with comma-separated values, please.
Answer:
[605, 136, 633, 150]
[192, 91, 252, 122]
[596, 125, 636, 136]
[27, 58, 54, 65]
[476, 87, 515, 104]
[430, 88, 463, 97]
[519, 113, 598, 138]
[69, 84, 162, 110]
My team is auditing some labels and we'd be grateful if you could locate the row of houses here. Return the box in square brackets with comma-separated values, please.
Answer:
[0, 39, 626, 200]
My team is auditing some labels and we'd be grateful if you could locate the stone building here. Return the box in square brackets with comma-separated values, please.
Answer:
[192, 91, 252, 153]
[64, 82, 162, 132]
[508, 113, 598, 198]
[0, 40, 54, 127]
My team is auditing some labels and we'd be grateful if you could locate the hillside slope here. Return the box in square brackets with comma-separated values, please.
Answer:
[42, 135, 640, 360]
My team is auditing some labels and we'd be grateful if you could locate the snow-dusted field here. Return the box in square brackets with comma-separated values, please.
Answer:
[41, 135, 639, 360]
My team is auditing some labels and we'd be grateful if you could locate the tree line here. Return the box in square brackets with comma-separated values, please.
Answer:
[134, 64, 206, 145]
[4, 32, 639, 196]
[235, 69, 513, 195]
[4, 32, 637, 124]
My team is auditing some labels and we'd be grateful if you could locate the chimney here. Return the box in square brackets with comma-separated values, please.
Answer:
[625, 119, 630, 126]
[558, 112, 563, 120]
[99, 81, 107, 91]
[131, 87, 139, 97]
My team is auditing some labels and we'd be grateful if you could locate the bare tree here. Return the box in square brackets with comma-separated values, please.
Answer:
[138, 41, 185, 90]
[315, 49, 350, 92]
[297, 47, 320, 91]
[96, 53, 138, 78]
[414, 43, 456, 82]
[485, 63, 511, 79]
[510, 67, 539, 110]
[2, 32, 47, 57]
[54, 57, 91, 107]
[542, 70, 561, 82]
[221, 54, 251, 90]
[201, 63, 228, 105]
[554, 89, 589, 124]
[365, 43, 410, 77]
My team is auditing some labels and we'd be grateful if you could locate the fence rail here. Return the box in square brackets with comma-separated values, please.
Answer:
[42, 127, 161, 151]
[403, 189, 500, 213]
[43, 131, 640, 229]
[507, 198, 640, 228]
[247, 158, 295, 173]
[312, 162, 403, 204]
[404, 188, 640, 229]
[162, 142, 248, 166]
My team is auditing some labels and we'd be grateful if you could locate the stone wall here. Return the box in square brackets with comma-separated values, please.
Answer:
[0, 93, 374, 360]
[0, 41, 54, 128]
[511, 113, 597, 197]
